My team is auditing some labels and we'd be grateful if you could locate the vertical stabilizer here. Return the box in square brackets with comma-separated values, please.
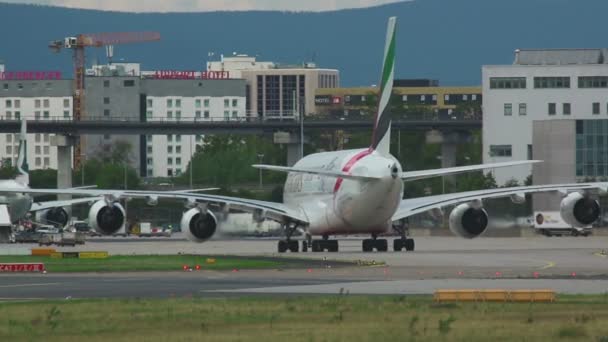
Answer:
[15, 119, 29, 185]
[370, 17, 396, 156]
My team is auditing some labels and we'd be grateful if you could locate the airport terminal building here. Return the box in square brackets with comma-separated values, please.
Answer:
[483, 49, 608, 184]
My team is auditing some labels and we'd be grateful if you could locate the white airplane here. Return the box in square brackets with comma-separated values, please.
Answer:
[0, 17, 603, 252]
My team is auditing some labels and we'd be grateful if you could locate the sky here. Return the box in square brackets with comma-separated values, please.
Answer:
[1, 0, 408, 12]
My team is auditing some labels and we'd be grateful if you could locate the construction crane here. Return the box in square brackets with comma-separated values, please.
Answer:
[49, 31, 161, 169]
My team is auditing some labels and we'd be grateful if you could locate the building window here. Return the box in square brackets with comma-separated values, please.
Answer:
[176, 135, 181, 143]
[175, 169, 182, 176]
[35, 99, 41, 108]
[176, 146, 181, 154]
[147, 99, 153, 108]
[195, 110, 201, 118]
[2, 84, 7, 90]
[534, 76, 570, 88]
[224, 110, 229, 118]
[103, 80, 110, 87]
[147, 158, 153, 165]
[15, 111, 20, 120]
[204, 111, 209, 118]
[17, 84, 22, 91]
[104, 109, 110, 117]
[123, 80, 135, 87]
[167, 146, 173, 153]
[43, 99, 49, 108]
[195, 99, 201, 108]
[103, 97, 110, 104]
[147, 169, 153, 177]
[490, 145, 512, 157]
[224, 99, 230, 108]
[578, 76, 608, 88]
[563, 103, 571, 115]
[167, 134, 173, 142]
[44, 134, 49, 142]
[593, 102, 600, 115]
[6, 134, 12, 143]
[503, 103, 512, 116]
[232, 99, 238, 107]
[42, 111, 49, 119]
[147, 146, 152, 154]
[175, 99, 181, 107]
[462, 94, 468, 101]
[167, 169, 173, 177]
[176, 158, 181, 165]
[402, 95, 407, 102]
[489, 77, 526, 89]
[167, 99, 173, 108]
[63, 99, 70, 108]
[146, 110, 152, 119]
[63, 110, 69, 118]
[147, 135, 152, 143]
[44, 157, 49, 167]
[204, 99, 210, 107]
[472, 94, 478, 101]
[167, 111, 173, 119]
[35, 157, 41, 167]
[35, 134, 41, 143]
[35, 146, 41, 154]
[420, 95, 426, 102]
[175, 110, 181, 120]
[6, 111, 11, 119]
[6, 146, 11, 154]
[14, 100, 20, 108]
[196, 135, 202, 143]
[548, 103, 556, 115]
[167, 158, 173, 165]
[232, 111, 238, 118]
[5, 100, 11, 108]
[43, 146, 49, 155]
[518, 103, 527, 116]
[444, 94, 450, 101]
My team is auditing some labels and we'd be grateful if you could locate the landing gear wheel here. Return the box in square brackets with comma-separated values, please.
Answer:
[376, 239, 388, 252]
[288, 240, 299, 252]
[393, 239, 403, 251]
[362, 239, 373, 252]
[312, 240, 323, 252]
[404, 238, 415, 251]
[278, 240, 287, 253]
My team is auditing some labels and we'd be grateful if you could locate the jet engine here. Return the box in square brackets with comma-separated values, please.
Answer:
[88, 200, 126, 235]
[35, 207, 69, 228]
[560, 192, 600, 228]
[448, 203, 489, 239]
[181, 208, 217, 243]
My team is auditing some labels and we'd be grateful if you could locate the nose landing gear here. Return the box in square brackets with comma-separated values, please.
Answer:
[277, 221, 300, 253]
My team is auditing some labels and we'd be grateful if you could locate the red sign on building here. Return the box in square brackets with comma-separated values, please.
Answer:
[153, 70, 231, 80]
[0, 263, 45, 272]
[0, 71, 62, 81]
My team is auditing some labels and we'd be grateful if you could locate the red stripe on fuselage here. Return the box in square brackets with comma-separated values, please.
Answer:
[333, 149, 372, 193]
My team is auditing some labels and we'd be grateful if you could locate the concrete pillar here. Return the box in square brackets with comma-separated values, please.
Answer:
[273, 132, 307, 166]
[425, 130, 472, 168]
[51, 135, 73, 202]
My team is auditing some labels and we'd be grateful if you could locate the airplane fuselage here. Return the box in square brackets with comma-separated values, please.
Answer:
[284, 148, 403, 236]
[0, 180, 32, 223]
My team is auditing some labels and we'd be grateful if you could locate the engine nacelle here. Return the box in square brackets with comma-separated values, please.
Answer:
[35, 207, 69, 228]
[560, 192, 600, 228]
[448, 203, 489, 239]
[88, 200, 126, 235]
[181, 208, 217, 243]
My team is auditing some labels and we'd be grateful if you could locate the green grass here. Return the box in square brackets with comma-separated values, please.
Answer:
[2, 295, 608, 341]
[0, 255, 282, 272]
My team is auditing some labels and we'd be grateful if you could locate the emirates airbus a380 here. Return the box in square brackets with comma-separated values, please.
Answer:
[3, 17, 604, 252]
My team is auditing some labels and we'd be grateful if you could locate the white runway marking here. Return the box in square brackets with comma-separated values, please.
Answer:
[0, 282, 62, 288]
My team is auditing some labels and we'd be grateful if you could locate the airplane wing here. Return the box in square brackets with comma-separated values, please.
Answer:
[392, 183, 605, 221]
[30, 197, 104, 212]
[400, 160, 542, 181]
[5, 188, 308, 224]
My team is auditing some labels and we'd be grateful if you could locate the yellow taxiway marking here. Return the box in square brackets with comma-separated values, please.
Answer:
[0, 282, 61, 288]
[593, 251, 608, 258]
[538, 261, 556, 270]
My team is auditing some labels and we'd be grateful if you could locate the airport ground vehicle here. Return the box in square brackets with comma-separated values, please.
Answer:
[533, 211, 592, 237]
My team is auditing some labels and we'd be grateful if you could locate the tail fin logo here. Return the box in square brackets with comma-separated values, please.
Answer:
[370, 17, 397, 156]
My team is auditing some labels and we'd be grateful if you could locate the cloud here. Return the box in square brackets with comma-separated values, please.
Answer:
[2, 0, 408, 12]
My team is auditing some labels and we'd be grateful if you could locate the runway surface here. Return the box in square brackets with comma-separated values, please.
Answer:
[2, 235, 608, 299]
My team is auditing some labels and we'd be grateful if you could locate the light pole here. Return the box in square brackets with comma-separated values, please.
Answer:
[257, 153, 264, 189]
[436, 155, 445, 194]
[189, 135, 193, 188]
[80, 153, 86, 186]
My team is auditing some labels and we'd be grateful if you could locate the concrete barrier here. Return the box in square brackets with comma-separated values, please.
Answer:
[0, 247, 31, 256]
[434, 289, 555, 302]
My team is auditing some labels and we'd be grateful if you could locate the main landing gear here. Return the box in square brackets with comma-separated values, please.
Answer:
[362, 233, 388, 252]
[392, 219, 415, 252]
[277, 222, 300, 253]
[310, 234, 339, 252]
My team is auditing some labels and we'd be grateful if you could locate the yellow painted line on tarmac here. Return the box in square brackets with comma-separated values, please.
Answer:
[538, 261, 556, 270]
